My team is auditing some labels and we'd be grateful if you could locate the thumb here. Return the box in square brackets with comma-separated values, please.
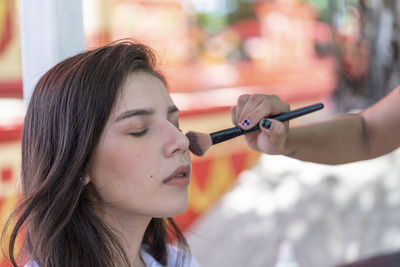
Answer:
[254, 119, 288, 154]
[259, 119, 286, 137]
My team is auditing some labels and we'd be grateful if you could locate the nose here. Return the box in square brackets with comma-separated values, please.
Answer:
[164, 124, 190, 157]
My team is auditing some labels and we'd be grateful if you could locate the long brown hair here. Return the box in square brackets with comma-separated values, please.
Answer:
[1, 40, 189, 266]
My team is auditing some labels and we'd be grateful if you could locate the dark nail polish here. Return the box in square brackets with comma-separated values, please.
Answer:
[261, 119, 272, 129]
[241, 119, 251, 127]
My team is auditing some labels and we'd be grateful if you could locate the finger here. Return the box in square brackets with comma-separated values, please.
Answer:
[238, 95, 262, 124]
[237, 94, 266, 127]
[259, 118, 287, 136]
[243, 131, 261, 151]
[249, 119, 288, 154]
[235, 94, 251, 122]
[240, 97, 290, 129]
[230, 106, 238, 125]
[236, 94, 250, 111]
[239, 98, 273, 129]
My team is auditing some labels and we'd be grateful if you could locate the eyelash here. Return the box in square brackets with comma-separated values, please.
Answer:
[129, 129, 149, 137]
[129, 125, 181, 137]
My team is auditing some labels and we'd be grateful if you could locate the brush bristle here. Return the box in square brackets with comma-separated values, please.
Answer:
[186, 131, 212, 156]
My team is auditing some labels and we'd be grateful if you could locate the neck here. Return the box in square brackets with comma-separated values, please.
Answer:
[102, 208, 152, 267]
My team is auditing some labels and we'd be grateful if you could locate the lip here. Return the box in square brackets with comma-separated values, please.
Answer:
[163, 164, 191, 187]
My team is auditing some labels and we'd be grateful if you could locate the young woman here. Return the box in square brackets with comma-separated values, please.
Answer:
[1, 41, 198, 267]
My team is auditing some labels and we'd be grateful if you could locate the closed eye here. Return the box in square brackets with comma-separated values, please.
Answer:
[129, 129, 149, 137]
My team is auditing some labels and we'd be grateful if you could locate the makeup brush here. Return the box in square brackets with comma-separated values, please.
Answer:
[186, 103, 324, 156]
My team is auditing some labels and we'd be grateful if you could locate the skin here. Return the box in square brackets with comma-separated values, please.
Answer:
[87, 72, 191, 266]
[231, 86, 400, 164]
[230, 94, 290, 154]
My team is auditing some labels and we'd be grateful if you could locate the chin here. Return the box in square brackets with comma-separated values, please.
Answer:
[156, 196, 189, 218]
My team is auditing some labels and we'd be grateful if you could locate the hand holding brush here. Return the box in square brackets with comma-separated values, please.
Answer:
[186, 103, 324, 156]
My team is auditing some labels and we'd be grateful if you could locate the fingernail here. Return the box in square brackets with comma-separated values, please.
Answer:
[261, 119, 272, 129]
[241, 119, 251, 127]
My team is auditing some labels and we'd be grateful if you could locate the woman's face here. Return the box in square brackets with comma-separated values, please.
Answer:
[88, 72, 191, 220]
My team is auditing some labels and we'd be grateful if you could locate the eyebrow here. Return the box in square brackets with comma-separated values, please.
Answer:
[115, 105, 179, 122]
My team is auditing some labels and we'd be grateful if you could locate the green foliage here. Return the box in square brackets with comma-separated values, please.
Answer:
[301, 0, 330, 22]
[196, 12, 229, 34]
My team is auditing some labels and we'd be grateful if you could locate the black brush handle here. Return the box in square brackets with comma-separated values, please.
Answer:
[210, 103, 324, 145]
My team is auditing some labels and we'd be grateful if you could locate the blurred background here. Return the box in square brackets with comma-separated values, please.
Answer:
[1, 0, 400, 266]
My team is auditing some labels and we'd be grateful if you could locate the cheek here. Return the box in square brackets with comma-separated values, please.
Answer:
[89, 138, 162, 204]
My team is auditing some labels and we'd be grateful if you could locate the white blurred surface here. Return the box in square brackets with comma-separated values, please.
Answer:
[187, 148, 400, 267]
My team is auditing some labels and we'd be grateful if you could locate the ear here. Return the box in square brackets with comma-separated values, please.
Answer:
[82, 175, 91, 185]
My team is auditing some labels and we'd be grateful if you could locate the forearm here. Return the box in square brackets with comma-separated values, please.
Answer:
[284, 114, 371, 164]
